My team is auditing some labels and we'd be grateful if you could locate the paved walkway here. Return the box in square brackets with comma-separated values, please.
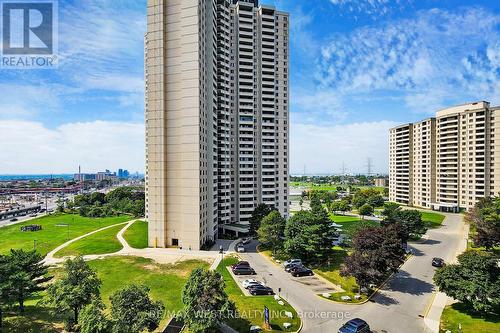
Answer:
[44, 220, 220, 266]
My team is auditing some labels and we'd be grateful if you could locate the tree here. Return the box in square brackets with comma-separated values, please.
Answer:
[284, 210, 337, 263]
[465, 199, 500, 250]
[434, 251, 499, 313]
[398, 210, 426, 238]
[182, 268, 235, 333]
[79, 299, 111, 333]
[0, 255, 14, 329]
[46, 256, 101, 327]
[366, 194, 384, 207]
[352, 196, 366, 209]
[352, 188, 384, 209]
[381, 202, 401, 224]
[257, 211, 286, 254]
[90, 192, 106, 205]
[358, 204, 374, 217]
[9, 249, 51, 313]
[249, 204, 273, 235]
[309, 194, 323, 214]
[341, 224, 405, 289]
[330, 200, 350, 215]
[110, 284, 164, 333]
[381, 205, 426, 240]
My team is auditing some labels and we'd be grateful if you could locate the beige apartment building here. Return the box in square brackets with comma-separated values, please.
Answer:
[389, 101, 500, 212]
[373, 178, 388, 187]
[145, 0, 289, 250]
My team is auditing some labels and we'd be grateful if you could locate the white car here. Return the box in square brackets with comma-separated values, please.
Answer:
[242, 279, 262, 289]
[237, 245, 245, 253]
[283, 259, 302, 267]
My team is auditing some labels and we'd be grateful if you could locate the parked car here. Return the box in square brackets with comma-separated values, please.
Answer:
[291, 267, 314, 277]
[30, 214, 38, 218]
[242, 279, 262, 289]
[232, 266, 256, 275]
[248, 285, 274, 295]
[242, 237, 251, 245]
[231, 261, 250, 269]
[338, 318, 370, 333]
[283, 259, 302, 267]
[285, 263, 303, 272]
[10, 218, 18, 222]
[237, 245, 245, 253]
[432, 257, 445, 267]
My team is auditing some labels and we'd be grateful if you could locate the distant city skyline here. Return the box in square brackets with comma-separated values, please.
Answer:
[1, 0, 498, 175]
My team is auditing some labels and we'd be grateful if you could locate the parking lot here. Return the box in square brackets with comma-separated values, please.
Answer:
[227, 265, 273, 296]
[289, 274, 341, 294]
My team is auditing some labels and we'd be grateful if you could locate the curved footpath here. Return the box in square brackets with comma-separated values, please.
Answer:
[44, 219, 218, 266]
[240, 211, 467, 333]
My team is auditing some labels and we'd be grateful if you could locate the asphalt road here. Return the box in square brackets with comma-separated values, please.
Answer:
[239, 212, 465, 333]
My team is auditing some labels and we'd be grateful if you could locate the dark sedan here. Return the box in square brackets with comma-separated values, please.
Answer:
[231, 261, 250, 269]
[291, 267, 314, 277]
[338, 318, 370, 333]
[232, 266, 256, 275]
[248, 285, 274, 295]
[285, 263, 303, 272]
[432, 257, 445, 267]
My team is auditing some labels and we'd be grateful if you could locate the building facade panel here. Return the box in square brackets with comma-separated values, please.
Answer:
[146, 0, 289, 250]
[389, 101, 497, 212]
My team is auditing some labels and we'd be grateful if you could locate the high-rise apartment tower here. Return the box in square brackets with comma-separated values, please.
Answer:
[389, 101, 500, 212]
[145, 0, 289, 250]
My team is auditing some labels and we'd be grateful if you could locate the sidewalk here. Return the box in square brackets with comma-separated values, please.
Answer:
[45, 219, 219, 266]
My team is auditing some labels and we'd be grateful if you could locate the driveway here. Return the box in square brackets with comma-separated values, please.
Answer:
[239, 212, 466, 333]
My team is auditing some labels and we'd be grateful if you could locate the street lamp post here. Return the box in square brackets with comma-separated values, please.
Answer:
[55, 223, 70, 240]
[219, 245, 224, 264]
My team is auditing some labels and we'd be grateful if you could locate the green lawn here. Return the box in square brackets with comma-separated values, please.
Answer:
[123, 220, 149, 249]
[290, 182, 385, 193]
[54, 223, 125, 257]
[440, 303, 500, 333]
[421, 211, 445, 228]
[0, 214, 131, 256]
[4, 256, 209, 332]
[217, 256, 300, 332]
[88, 256, 208, 312]
[329, 214, 379, 237]
[313, 247, 359, 295]
[2, 304, 64, 333]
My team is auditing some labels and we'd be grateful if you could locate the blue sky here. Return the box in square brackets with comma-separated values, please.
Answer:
[1, 0, 499, 174]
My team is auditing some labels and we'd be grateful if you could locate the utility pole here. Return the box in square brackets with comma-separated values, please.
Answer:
[341, 162, 346, 176]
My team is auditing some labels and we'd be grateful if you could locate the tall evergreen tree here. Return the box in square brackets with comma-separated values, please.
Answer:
[257, 211, 286, 254]
[0, 255, 14, 329]
[9, 249, 51, 313]
[249, 204, 273, 235]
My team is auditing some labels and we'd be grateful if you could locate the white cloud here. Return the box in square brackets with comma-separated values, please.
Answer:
[0, 84, 65, 119]
[293, 89, 346, 121]
[291, 120, 398, 174]
[328, 0, 408, 18]
[0, 120, 144, 174]
[317, 7, 500, 113]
